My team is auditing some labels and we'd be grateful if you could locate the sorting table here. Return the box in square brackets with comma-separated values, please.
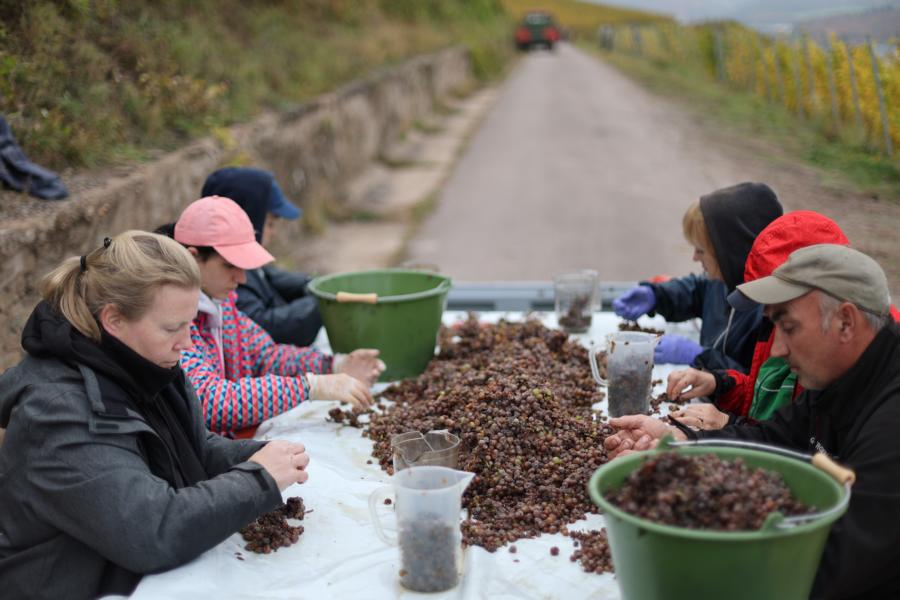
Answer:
[131, 311, 694, 600]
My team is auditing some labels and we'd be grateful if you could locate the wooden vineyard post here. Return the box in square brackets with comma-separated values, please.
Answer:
[825, 37, 841, 129]
[846, 42, 865, 133]
[792, 42, 804, 117]
[714, 28, 726, 83]
[803, 37, 816, 116]
[756, 36, 770, 102]
[773, 39, 786, 105]
[867, 36, 893, 157]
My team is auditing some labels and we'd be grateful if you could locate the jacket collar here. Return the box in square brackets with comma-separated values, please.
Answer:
[812, 324, 900, 431]
[78, 364, 156, 437]
[197, 291, 222, 319]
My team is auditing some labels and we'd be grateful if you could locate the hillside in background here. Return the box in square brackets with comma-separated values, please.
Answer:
[0, 0, 510, 171]
[585, 0, 900, 30]
[500, 0, 670, 36]
[797, 5, 900, 43]
[731, 0, 898, 26]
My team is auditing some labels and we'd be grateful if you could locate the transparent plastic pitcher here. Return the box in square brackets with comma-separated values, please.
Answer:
[369, 466, 475, 592]
[590, 331, 659, 417]
[554, 271, 597, 334]
[391, 430, 461, 472]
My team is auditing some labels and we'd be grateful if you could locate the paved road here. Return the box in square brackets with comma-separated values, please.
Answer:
[407, 43, 753, 282]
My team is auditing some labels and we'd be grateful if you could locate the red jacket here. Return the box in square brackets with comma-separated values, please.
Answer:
[714, 211, 849, 416]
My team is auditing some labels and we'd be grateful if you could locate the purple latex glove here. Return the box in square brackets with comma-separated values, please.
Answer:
[654, 335, 704, 365]
[612, 285, 656, 321]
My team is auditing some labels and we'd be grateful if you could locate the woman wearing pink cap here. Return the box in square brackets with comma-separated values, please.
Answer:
[170, 196, 385, 436]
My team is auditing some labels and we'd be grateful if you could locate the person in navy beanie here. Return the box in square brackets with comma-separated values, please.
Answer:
[201, 167, 322, 347]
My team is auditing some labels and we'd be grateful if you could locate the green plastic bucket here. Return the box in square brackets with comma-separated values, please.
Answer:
[308, 269, 451, 381]
[588, 444, 849, 600]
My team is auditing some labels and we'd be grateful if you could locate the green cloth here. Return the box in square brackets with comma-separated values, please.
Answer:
[749, 357, 797, 420]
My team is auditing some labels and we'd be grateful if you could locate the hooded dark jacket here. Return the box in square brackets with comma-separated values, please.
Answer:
[201, 167, 322, 347]
[0, 303, 282, 599]
[685, 323, 900, 599]
[646, 182, 783, 372]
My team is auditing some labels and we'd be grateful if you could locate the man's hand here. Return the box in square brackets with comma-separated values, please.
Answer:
[249, 440, 310, 491]
[333, 349, 386, 387]
[669, 403, 729, 430]
[666, 368, 716, 401]
[306, 373, 373, 410]
[604, 415, 684, 459]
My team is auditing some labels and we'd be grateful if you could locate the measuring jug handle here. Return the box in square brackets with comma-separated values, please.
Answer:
[368, 485, 397, 546]
[589, 341, 607, 386]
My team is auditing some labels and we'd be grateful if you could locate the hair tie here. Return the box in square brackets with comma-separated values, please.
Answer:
[103, 237, 112, 249]
[80, 255, 87, 272]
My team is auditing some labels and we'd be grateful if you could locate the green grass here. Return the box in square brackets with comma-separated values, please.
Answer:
[387, 189, 442, 267]
[413, 119, 445, 135]
[411, 190, 441, 224]
[1, 0, 513, 171]
[379, 157, 424, 169]
[591, 45, 900, 200]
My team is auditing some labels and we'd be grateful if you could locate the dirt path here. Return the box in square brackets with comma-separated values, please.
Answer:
[404, 43, 900, 298]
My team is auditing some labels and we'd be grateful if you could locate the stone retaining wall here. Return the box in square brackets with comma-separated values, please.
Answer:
[0, 47, 472, 370]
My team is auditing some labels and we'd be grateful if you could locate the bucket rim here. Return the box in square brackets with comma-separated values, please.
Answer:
[589, 446, 848, 541]
[308, 268, 451, 304]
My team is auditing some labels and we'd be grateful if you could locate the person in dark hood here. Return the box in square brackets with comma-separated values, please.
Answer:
[612, 182, 783, 372]
[0, 231, 310, 600]
[201, 167, 322, 347]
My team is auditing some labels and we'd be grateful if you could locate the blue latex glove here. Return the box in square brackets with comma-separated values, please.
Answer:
[654, 335, 704, 365]
[612, 285, 656, 321]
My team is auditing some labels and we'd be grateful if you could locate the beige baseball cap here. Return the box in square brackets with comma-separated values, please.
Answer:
[735, 244, 891, 317]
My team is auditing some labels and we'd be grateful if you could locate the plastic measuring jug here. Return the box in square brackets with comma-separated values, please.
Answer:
[590, 331, 660, 417]
[391, 430, 460, 471]
[369, 466, 475, 592]
[554, 271, 597, 333]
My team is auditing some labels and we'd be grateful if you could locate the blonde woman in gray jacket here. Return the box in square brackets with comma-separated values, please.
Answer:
[0, 231, 310, 599]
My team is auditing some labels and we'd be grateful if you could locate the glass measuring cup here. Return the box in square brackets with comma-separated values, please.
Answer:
[554, 271, 597, 334]
[369, 466, 475, 592]
[589, 331, 659, 417]
[391, 430, 460, 471]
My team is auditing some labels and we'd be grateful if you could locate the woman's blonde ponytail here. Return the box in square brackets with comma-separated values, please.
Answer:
[40, 231, 201, 341]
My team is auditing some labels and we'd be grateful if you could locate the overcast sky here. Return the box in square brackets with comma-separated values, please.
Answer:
[590, 0, 900, 28]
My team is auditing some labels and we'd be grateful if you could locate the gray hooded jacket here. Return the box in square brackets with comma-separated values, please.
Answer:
[0, 353, 282, 599]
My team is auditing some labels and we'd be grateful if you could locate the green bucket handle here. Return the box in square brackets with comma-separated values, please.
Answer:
[656, 435, 854, 531]
[309, 269, 451, 304]
[336, 291, 378, 304]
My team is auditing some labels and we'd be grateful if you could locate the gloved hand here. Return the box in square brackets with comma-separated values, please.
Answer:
[332, 349, 386, 387]
[306, 373, 373, 411]
[612, 285, 656, 321]
[654, 335, 704, 365]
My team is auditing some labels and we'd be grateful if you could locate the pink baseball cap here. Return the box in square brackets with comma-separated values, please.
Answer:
[174, 196, 274, 269]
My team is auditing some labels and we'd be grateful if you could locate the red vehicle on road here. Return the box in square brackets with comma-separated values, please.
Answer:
[514, 11, 561, 51]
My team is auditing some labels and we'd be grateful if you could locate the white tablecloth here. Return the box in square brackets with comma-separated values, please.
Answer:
[131, 312, 696, 600]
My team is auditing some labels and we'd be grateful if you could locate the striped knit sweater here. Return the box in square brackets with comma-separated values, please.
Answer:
[180, 291, 332, 435]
